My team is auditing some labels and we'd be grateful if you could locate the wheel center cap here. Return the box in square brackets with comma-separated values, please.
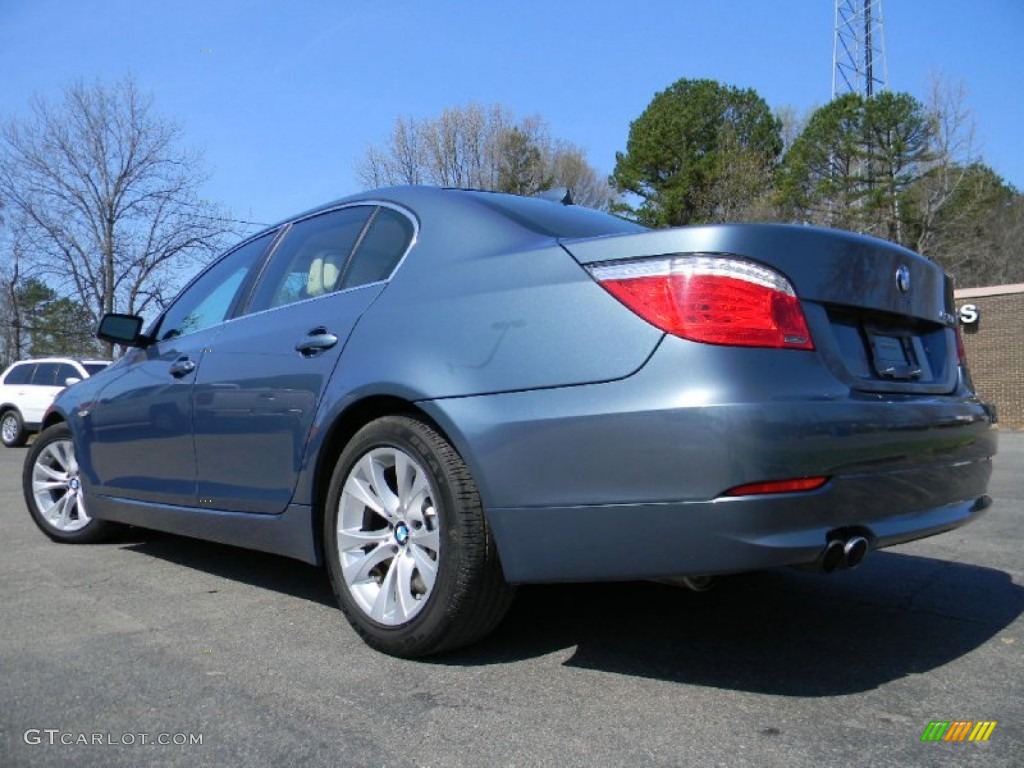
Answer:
[69, 477, 80, 491]
[394, 523, 410, 546]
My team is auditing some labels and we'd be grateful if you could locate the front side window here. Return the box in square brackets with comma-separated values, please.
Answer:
[247, 207, 374, 312]
[155, 232, 275, 341]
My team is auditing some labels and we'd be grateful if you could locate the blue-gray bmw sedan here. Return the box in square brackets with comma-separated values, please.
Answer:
[23, 186, 997, 657]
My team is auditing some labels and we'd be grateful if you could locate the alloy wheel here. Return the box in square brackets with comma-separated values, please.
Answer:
[2, 414, 18, 443]
[336, 446, 441, 626]
[31, 438, 91, 532]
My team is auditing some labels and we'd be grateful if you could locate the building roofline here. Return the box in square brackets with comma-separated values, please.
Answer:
[954, 283, 1024, 299]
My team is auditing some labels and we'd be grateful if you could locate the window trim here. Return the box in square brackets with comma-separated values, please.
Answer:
[235, 200, 418, 319]
[225, 227, 288, 321]
[144, 200, 418, 341]
[335, 205, 380, 288]
[239, 205, 376, 314]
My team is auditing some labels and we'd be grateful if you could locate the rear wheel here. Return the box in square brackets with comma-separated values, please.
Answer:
[324, 415, 514, 657]
[1, 409, 27, 447]
[23, 423, 117, 543]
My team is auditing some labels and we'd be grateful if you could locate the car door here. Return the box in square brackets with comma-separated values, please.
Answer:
[192, 204, 415, 513]
[82, 232, 277, 507]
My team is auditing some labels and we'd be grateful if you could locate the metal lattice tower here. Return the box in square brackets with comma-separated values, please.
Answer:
[832, 0, 889, 99]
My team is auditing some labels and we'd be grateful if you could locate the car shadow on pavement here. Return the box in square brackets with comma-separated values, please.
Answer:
[118, 530, 1021, 696]
[118, 529, 335, 607]
[444, 552, 1023, 696]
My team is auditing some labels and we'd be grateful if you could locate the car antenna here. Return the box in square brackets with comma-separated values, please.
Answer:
[534, 187, 574, 205]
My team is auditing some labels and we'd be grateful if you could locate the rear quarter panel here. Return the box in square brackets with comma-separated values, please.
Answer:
[326, 196, 664, 400]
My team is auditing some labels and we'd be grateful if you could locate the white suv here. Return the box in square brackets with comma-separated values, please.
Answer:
[0, 358, 110, 447]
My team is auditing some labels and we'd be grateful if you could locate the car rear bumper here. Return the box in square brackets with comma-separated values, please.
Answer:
[486, 474, 992, 583]
[422, 335, 997, 583]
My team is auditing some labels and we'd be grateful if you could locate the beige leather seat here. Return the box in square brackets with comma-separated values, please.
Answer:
[305, 252, 344, 297]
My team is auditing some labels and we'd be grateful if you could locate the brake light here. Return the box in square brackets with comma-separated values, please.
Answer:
[589, 256, 814, 350]
[723, 476, 829, 496]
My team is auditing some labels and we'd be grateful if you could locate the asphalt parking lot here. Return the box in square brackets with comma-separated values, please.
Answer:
[1, 434, 1021, 768]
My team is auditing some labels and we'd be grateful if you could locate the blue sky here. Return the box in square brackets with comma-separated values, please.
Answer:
[3, 0, 1022, 231]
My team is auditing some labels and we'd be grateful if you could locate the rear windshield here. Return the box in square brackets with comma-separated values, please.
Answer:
[465, 192, 647, 239]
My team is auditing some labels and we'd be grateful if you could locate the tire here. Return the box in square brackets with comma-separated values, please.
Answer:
[1, 409, 27, 447]
[323, 415, 514, 657]
[23, 423, 118, 543]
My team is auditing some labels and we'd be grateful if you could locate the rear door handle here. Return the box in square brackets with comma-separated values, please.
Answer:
[169, 357, 196, 377]
[296, 329, 338, 357]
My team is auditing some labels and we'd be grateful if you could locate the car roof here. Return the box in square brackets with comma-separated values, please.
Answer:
[259, 186, 645, 241]
[5, 357, 111, 366]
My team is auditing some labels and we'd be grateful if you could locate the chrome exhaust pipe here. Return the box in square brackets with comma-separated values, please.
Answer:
[680, 575, 717, 592]
[653, 575, 718, 591]
[843, 536, 869, 569]
[795, 533, 871, 574]
[820, 539, 846, 574]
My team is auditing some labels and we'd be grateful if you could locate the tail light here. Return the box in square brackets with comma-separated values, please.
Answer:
[955, 325, 968, 366]
[588, 255, 814, 350]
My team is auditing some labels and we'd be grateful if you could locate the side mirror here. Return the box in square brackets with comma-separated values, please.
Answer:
[64, 377, 82, 387]
[97, 313, 149, 347]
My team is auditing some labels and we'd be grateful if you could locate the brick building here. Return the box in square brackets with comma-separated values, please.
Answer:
[955, 283, 1024, 429]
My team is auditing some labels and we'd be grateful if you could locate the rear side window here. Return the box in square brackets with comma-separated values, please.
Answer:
[247, 206, 374, 311]
[31, 363, 60, 385]
[339, 208, 415, 290]
[3, 364, 34, 385]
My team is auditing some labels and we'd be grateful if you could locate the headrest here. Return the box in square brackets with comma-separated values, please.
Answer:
[306, 253, 343, 297]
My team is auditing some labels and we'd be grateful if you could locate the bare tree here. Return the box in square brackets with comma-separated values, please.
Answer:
[899, 74, 1023, 287]
[420, 104, 506, 188]
[0, 240, 24, 366]
[992, 194, 1024, 285]
[356, 103, 614, 209]
[545, 142, 613, 210]
[775, 105, 808, 157]
[0, 76, 237, 346]
[906, 74, 980, 256]
[358, 116, 429, 188]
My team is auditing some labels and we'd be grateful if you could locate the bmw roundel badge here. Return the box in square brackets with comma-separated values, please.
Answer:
[896, 265, 911, 296]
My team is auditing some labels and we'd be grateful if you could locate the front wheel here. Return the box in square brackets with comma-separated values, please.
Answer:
[1, 409, 27, 447]
[324, 415, 514, 657]
[23, 423, 118, 543]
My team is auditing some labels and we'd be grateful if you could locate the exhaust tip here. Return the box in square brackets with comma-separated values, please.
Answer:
[844, 536, 869, 569]
[821, 540, 846, 574]
[681, 575, 717, 592]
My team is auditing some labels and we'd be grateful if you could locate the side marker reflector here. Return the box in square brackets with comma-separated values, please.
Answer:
[723, 476, 829, 497]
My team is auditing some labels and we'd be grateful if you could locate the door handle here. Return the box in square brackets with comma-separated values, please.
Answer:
[169, 357, 196, 377]
[295, 329, 338, 357]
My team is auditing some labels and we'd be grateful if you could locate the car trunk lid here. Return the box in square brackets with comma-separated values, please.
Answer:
[563, 223, 961, 395]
